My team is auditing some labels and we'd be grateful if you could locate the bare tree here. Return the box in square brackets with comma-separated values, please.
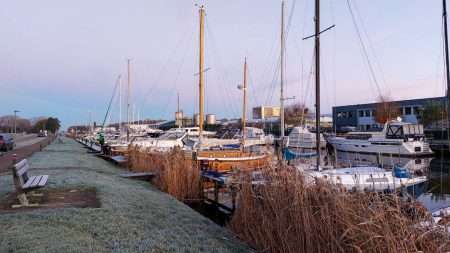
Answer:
[285, 103, 310, 125]
[374, 96, 401, 124]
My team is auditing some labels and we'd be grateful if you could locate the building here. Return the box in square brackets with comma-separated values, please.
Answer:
[304, 115, 333, 129]
[333, 96, 446, 131]
[252, 106, 281, 120]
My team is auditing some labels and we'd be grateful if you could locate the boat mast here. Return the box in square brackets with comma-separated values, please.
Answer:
[126, 59, 131, 142]
[315, 0, 321, 171]
[443, 0, 450, 129]
[119, 75, 122, 134]
[280, 0, 286, 140]
[199, 6, 205, 142]
[177, 92, 182, 128]
[242, 57, 248, 148]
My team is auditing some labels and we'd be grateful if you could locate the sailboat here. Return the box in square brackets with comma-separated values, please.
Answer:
[193, 8, 268, 173]
[275, 0, 324, 162]
[286, 126, 326, 150]
[327, 120, 433, 156]
[300, 0, 429, 192]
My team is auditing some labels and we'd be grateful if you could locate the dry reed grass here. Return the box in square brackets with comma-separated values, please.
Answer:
[128, 147, 201, 201]
[229, 166, 450, 253]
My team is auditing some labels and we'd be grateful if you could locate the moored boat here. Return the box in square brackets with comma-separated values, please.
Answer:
[327, 121, 433, 157]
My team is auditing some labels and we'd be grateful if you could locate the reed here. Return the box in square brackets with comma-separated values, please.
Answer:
[229, 166, 449, 253]
[128, 147, 201, 201]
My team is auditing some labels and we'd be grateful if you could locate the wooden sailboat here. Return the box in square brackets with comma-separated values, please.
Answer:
[193, 7, 269, 173]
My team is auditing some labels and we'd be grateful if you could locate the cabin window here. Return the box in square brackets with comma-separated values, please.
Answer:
[405, 107, 412, 115]
[386, 125, 403, 139]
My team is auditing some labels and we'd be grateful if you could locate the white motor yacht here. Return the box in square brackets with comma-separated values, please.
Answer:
[327, 121, 433, 156]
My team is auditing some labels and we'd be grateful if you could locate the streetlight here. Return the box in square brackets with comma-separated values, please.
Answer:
[13, 110, 20, 134]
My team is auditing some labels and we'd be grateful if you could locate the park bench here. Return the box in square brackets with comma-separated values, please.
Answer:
[119, 172, 156, 181]
[11, 158, 49, 207]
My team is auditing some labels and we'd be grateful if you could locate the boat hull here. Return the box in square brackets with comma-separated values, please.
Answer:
[196, 150, 269, 173]
[328, 137, 433, 157]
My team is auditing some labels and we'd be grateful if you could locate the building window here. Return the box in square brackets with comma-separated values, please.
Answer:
[359, 110, 364, 117]
[365, 110, 370, 117]
[413, 106, 420, 115]
[405, 107, 412, 115]
[348, 112, 353, 118]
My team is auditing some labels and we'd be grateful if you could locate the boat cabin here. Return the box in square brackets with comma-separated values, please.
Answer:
[385, 122, 424, 141]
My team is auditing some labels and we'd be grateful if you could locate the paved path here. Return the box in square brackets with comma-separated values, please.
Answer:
[0, 136, 54, 174]
[0, 137, 250, 253]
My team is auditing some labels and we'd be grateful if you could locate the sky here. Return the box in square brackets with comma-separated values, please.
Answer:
[0, 0, 446, 129]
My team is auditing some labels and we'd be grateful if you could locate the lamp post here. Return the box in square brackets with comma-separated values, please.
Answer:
[13, 110, 20, 134]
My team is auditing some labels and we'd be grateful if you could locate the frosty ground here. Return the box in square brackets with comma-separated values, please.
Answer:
[0, 137, 250, 253]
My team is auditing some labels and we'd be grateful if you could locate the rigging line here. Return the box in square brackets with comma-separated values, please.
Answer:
[262, 51, 280, 105]
[302, 51, 315, 110]
[261, 1, 296, 108]
[330, 0, 337, 112]
[139, 14, 195, 109]
[345, 0, 384, 100]
[247, 65, 260, 111]
[266, 0, 297, 106]
[285, 0, 298, 40]
[204, 18, 239, 116]
[159, 30, 193, 119]
[352, 1, 390, 95]
[264, 57, 281, 106]
[156, 13, 197, 119]
[101, 76, 120, 128]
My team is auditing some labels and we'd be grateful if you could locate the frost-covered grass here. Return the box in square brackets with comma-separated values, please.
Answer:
[0, 137, 250, 253]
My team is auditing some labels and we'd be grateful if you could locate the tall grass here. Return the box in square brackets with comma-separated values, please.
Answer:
[229, 166, 449, 253]
[128, 147, 201, 201]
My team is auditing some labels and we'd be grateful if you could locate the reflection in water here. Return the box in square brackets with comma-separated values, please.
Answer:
[334, 151, 450, 211]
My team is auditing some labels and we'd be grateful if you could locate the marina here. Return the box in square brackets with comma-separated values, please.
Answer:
[2, 0, 450, 252]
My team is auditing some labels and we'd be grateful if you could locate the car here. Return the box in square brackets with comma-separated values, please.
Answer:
[38, 130, 48, 137]
[0, 133, 14, 151]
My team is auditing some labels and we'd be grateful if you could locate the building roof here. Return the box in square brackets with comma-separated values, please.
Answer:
[333, 96, 446, 110]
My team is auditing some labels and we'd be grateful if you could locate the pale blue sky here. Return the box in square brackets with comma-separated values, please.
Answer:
[0, 0, 445, 128]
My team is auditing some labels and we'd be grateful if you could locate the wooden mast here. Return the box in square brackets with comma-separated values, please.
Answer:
[280, 0, 286, 139]
[199, 6, 205, 142]
[315, 0, 321, 171]
[242, 57, 248, 149]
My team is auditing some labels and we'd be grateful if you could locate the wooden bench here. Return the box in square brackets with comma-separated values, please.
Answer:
[119, 172, 156, 181]
[11, 159, 49, 207]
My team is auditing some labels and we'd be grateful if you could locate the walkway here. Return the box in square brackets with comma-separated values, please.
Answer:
[0, 137, 250, 253]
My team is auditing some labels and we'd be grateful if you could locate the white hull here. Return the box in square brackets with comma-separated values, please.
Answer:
[328, 137, 432, 156]
[306, 167, 427, 191]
